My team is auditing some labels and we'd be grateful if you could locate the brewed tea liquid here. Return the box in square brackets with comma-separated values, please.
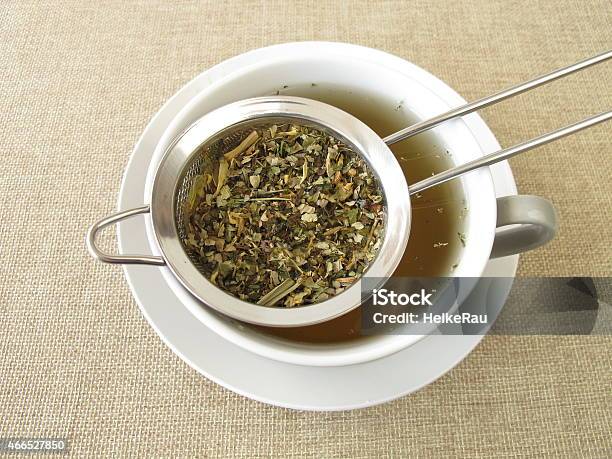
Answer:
[252, 84, 467, 342]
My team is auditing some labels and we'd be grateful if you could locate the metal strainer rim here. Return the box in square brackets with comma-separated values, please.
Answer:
[149, 96, 411, 327]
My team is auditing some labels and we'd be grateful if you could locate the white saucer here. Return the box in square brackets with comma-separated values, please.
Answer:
[116, 43, 519, 411]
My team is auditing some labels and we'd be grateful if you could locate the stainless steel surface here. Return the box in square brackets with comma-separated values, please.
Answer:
[383, 50, 612, 145]
[409, 110, 612, 195]
[89, 96, 411, 327]
[86, 205, 165, 266]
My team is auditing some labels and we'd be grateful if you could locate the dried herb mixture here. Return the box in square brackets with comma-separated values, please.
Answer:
[181, 123, 385, 307]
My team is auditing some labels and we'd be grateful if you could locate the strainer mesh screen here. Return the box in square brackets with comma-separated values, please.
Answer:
[175, 127, 250, 274]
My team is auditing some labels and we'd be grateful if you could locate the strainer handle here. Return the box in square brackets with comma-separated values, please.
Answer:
[86, 205, 165, 266]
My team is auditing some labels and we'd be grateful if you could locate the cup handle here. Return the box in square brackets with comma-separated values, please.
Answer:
[490, 195, 558, 259]
[86, 205, 166, 266]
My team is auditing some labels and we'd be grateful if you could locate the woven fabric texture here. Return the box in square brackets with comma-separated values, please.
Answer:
[1, 1, 610, 457]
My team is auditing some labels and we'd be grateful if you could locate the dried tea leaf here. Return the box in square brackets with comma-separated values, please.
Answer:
[249, 175, 261, 188]
[214, 159, 229, 197]
[301, 213, 318, 223]
[224, 130, 259, 161]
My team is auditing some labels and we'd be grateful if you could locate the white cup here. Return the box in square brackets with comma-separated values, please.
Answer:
[145, 42, 557, 366]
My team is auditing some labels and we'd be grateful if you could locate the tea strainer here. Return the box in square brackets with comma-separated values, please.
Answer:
[87, 50, 611, 327]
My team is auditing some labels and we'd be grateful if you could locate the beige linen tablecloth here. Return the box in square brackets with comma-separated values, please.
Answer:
[1, 1, 611, 457]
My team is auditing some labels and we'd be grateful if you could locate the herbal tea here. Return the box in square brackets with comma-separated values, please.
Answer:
[180, 123, 385, 307]
[253, 83, 468, 342]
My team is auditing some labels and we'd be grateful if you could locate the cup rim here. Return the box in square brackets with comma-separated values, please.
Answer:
[144, 42, 497, 367]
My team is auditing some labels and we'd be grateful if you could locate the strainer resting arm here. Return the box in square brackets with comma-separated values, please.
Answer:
[86, 205, 165, 266]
